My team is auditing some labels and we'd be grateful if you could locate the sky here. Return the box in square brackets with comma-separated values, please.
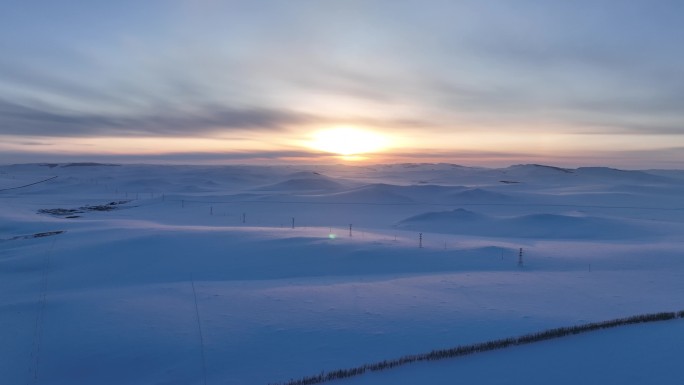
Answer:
[1, 0, 683, 168]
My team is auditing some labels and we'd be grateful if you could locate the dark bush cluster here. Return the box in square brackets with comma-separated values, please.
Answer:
[270, 310, 684, 385]
[8, 230, 65, 241]
[38, 200, 131, 217]
[276, 367, 368, 385]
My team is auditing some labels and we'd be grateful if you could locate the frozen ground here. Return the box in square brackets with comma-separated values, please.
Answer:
[1, 162, 683, 384]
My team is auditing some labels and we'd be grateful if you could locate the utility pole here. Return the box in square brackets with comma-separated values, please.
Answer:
[349, 224, 352, 237]
[242, 213, 246, 223]
[291, 217, 295, 229]
[419, 233, 423, 248]
[518, 248, 524, 267]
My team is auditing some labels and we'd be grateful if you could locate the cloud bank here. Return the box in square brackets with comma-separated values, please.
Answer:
[1, 1, 683, 167]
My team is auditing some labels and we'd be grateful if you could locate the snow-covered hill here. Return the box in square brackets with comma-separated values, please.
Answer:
[1, 163, 683, 384]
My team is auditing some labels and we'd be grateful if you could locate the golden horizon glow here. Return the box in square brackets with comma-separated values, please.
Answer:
[308, 127, 389, 156]
[2, 129, 680, 168]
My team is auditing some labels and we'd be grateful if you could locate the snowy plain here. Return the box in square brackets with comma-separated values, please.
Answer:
[1, 162, 683, 385]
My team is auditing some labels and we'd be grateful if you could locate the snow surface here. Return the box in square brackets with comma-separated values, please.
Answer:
[1, 163, 683, 385]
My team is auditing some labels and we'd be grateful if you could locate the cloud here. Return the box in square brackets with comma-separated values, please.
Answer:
[0, 148, 330, 165]
[0, 99, 313, 137]
[571, 119, 684, 136]
[0, 96, 441, 139]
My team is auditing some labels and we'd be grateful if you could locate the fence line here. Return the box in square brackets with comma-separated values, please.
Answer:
[0, 176, 58, 192]
[162, 197, 684, 211]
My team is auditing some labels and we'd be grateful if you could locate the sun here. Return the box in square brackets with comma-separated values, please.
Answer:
[309, 127, 388, 156]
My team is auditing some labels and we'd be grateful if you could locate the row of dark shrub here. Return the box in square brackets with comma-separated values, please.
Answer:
[270, 310, 684, 385]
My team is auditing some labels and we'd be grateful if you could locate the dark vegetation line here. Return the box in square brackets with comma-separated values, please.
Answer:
[269, 311, 684, 385]
[0, 176, 58, 192]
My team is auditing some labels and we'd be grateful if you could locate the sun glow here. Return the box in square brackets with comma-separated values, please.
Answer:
[309, 127, 389, 156]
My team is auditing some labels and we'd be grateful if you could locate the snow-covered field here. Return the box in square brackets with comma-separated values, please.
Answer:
[1, 163, 683, 384]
